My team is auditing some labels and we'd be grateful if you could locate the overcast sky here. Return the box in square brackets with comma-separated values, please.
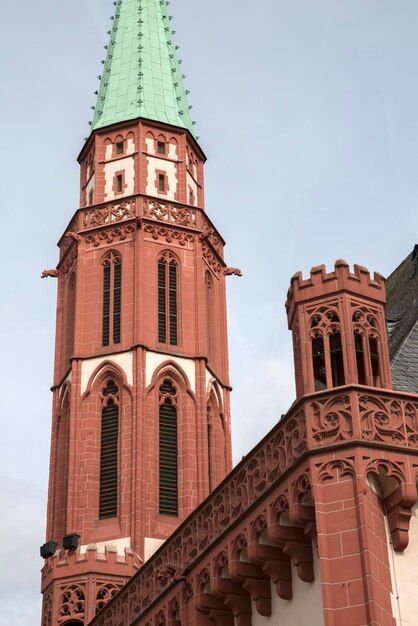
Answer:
[1, 0, 418, 623]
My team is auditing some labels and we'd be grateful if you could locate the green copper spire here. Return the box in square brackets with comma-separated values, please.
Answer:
[91, 0, 196, 136]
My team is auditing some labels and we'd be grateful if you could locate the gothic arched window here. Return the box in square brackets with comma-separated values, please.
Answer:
[159, 379, 178, 516]
[99, 380, 119, 519]
[352, 308, 381, 386]
[158, 253, 178, 346]
[102, 252, 122, 347]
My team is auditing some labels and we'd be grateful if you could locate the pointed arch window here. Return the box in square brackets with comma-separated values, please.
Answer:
[159, 379, 178, 516]
[103, 253, 122, 347]
[99, 380, 119, 519]
[158, 253, 178, 346]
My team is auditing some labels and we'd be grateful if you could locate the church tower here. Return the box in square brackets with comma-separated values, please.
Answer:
[40, 2, 234, 624]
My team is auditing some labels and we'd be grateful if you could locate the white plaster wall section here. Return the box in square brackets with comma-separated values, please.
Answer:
[387, 500, 418, 625]
[146, 351, 196, 392]
[187, 171, 198, 205]
[167, 142, 178, 161]
[252, 549, 324, 626]
[144, 537, 165, 562]
[104, 156, 135, 200]
[145, 156, 177, 201]
[105, 143, 113, 161]
[80, 536, 131, 556]
[145, 137, 156, 155]
[125, 137, 135, 156]
[64, 370, 72, 385]
[86, 173, 95, 203]
[80, 352, 133, 394]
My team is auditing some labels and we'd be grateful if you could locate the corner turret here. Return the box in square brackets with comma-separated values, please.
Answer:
[286, 260, 392, 398]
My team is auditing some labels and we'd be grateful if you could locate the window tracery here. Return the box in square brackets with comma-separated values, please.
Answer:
[352, 306, 381, 386]
[308, 306, 344, 390]
[59, 584, 85, 618]
[95, 582, 123, 614]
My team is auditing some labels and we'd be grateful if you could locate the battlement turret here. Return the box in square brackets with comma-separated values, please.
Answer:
[286, 260, 391, 398]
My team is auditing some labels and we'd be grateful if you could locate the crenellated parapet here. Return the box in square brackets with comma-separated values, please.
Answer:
[286, 260, 386, 320]
[41, 544, 139, 626]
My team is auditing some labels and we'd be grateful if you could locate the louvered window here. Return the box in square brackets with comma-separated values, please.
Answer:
[99, 381, 119, 519]
[159, 380, 178, 516]
[158, 254, 178, 346]
[102, 253, 122, 347]
[113, 260, 121, 343]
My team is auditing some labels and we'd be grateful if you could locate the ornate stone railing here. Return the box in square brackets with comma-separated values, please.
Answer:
[304, 386, 418, 447]
[142, 197, 198, 230]
[88, 385, 418, 625]
[82, 198, 137, 230]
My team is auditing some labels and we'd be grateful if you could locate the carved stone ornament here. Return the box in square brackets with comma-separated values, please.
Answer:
[83, 199, 136, 230]
[65, 231, 83, 244]
[41, 269, 59, 279]
[60, 244, 78, 277]
[143, 224, 195, 246]
[309, 395, 353, 443]
[202, 242, 222, 276]
[360, 394, 412, 445]
[157, 565, 186, 586]
[143, 198, 197, 228]
[224, 267, 242, 277]
[59, 583, 85, 618]
[199, 221, 224, 257]
[85, 224, 136, 248]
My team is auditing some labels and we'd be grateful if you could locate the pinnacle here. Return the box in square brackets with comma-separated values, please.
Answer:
[91, 0, 196, 136]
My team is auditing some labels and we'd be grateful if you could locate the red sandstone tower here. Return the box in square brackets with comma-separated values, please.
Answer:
[40, 2, 233, 624]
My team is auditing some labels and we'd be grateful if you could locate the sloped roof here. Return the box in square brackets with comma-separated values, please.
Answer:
[386, 245, 418, 393]
[91, 0, 195, 136]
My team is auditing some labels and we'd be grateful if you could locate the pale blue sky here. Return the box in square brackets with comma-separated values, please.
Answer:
[1, 0, 418, 623]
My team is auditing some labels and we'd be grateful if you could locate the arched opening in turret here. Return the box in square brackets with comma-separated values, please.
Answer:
[312, 335, 326, 391]
[369, 336, 380, 386]
[330, 331, 345, 387]
[354, 331, 367, 385]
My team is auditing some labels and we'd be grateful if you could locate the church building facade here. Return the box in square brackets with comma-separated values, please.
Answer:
[40, 1, 418, 625]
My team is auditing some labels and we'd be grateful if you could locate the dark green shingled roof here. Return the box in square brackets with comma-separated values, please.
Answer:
[386, 245, 418, 394]
[91, 0, 195, 136]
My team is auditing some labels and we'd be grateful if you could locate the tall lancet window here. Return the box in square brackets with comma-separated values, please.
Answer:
[158, 252, 178, 345]
[159, 379, 178, 516]
[99, 380, 119, 519]
[102, 252, 122, 347]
